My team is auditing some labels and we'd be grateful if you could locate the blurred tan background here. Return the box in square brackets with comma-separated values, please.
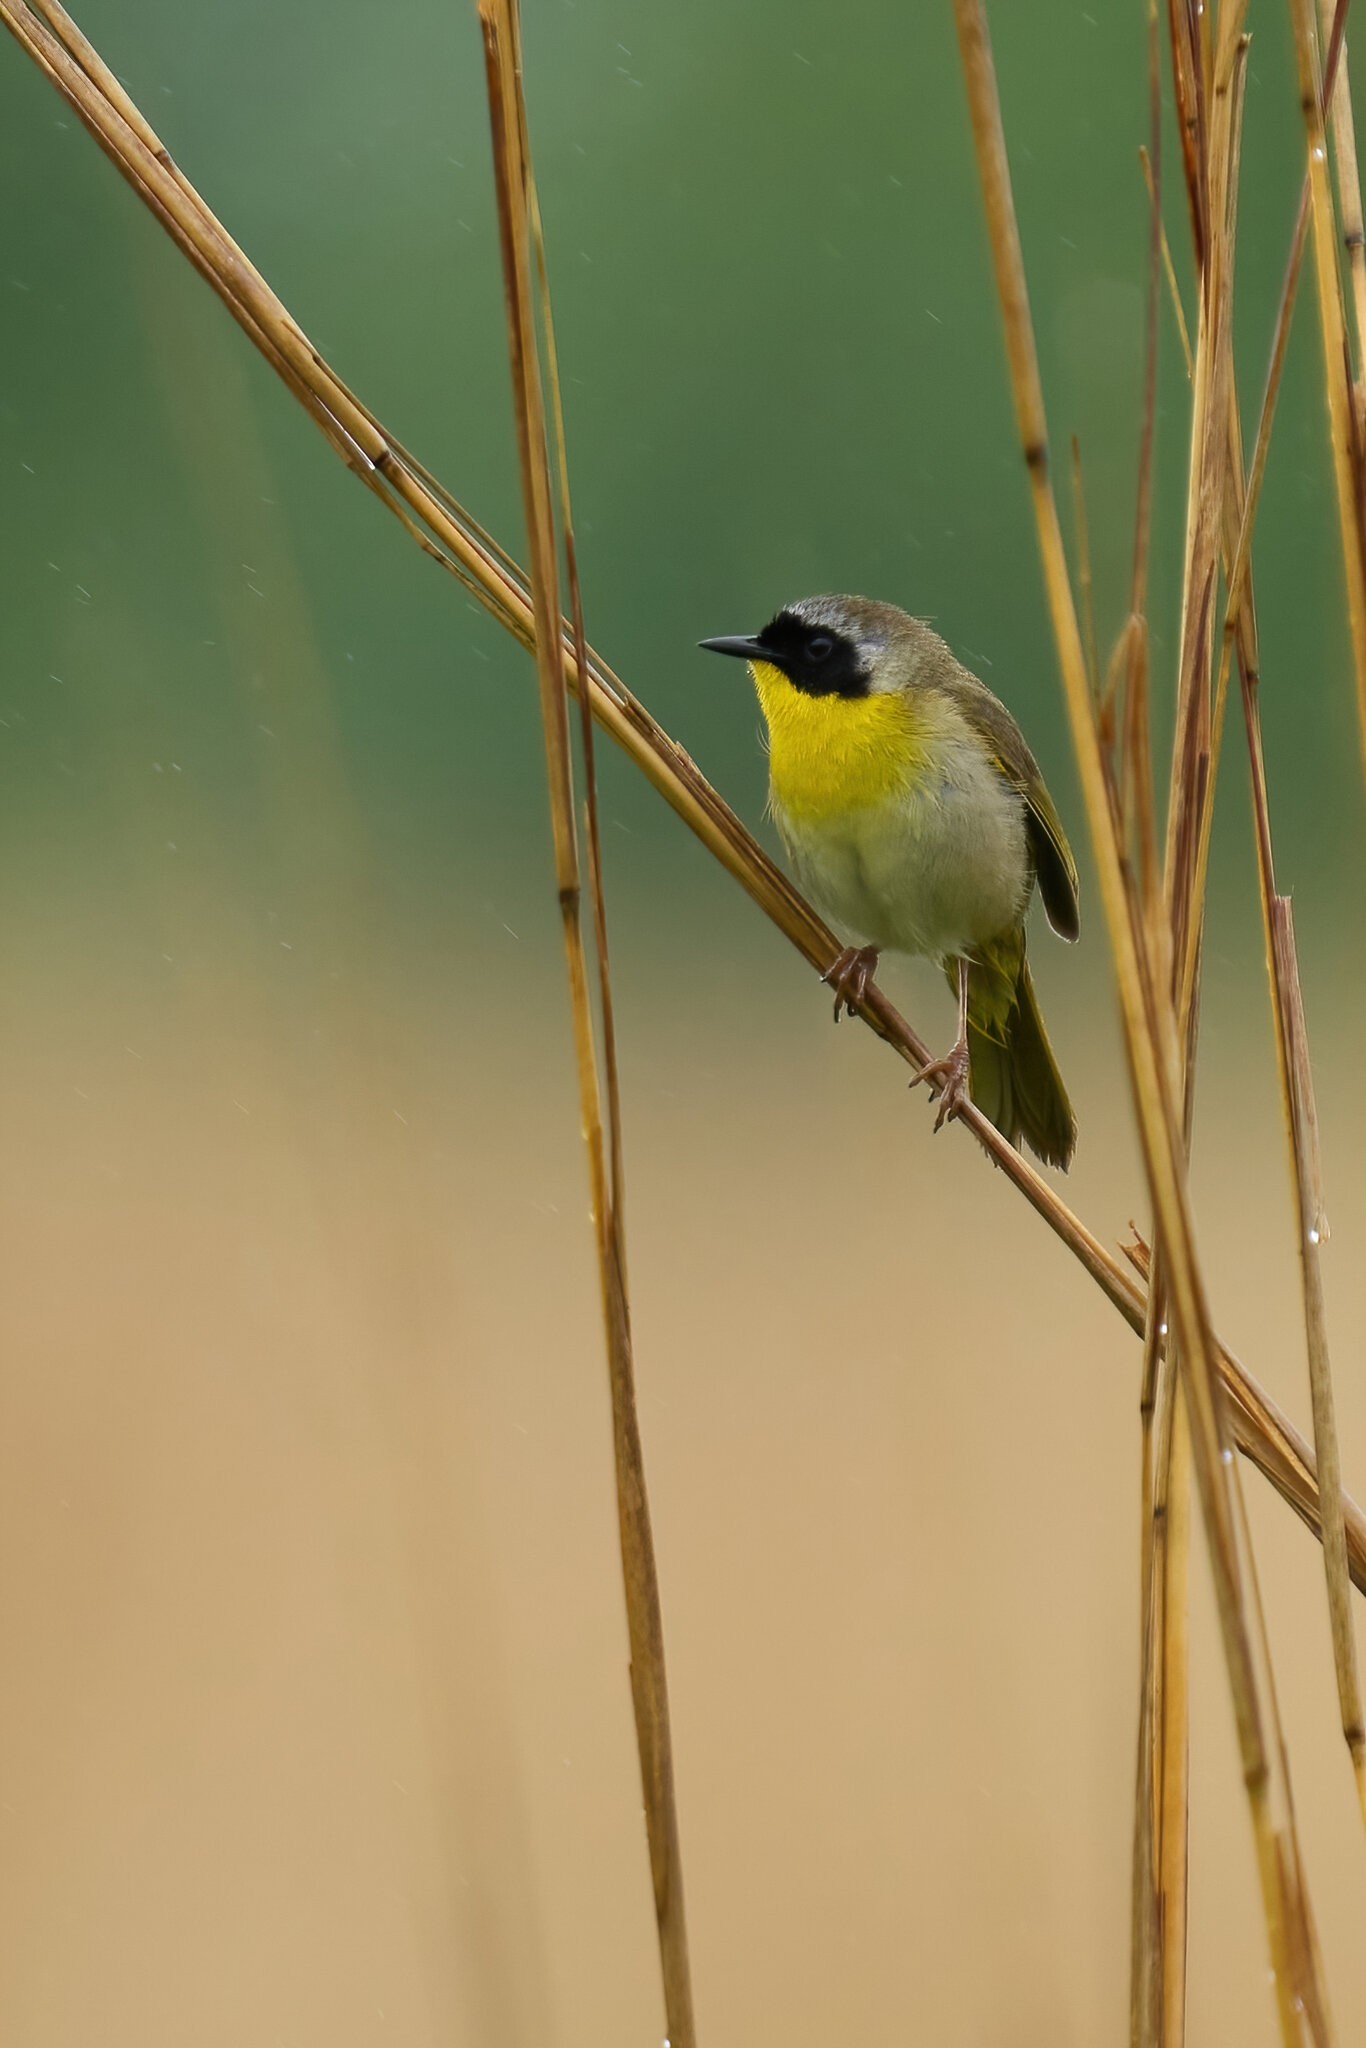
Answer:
[4, 0, 1366, 2042]
[1, 909, 1366, 2046]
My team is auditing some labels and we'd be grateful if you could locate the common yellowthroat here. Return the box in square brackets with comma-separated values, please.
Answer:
[701, 594, 1079, 1170]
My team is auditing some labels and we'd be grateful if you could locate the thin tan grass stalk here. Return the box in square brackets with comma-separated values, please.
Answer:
[952, 1, 1330, 2035]
[1069, 436, 1102, 700]
[1266, 891, 1366, 1827]
[1148, 0, 1361, 1998]
[1166, 0, 1207, 271]
[1131, 17, 1191, 2034]
[1131, 13, 1162, 656]
[1157, 1393, 1192, 2044]
[1132, 1362, 1191, 2048]
[1199, 0, 1363, 1824]
[1185, 150, 1316, 1012]
[1316, 0, 1366, 398]
[478, 4, 695, 2037]
[1141, 146, 1196, 380]
[1232, 1468, 1337, 2044]
[1135, 0, 1366, 1981]
[528, 177, 630, 1258]
[1216, 0, 1348, 687]
[1163, 19, 1247, 1013]
[1169, 0, 1366, 1839]
[1287, 0, 1366, 786]
[1154, 61, 1256, 2022]
[3, 0, 1363, 1604]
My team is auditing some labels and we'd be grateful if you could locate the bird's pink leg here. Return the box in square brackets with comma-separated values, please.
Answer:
[911, 955, 972, 1130]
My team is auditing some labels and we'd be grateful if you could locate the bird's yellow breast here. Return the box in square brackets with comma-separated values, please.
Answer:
[750, 659, 931, 821]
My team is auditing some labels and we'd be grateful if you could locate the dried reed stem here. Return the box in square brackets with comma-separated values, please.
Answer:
[1166, 0, 1207, 270]
[1317, 0, 1366, 399]
[1266, 894, 1366, 1826]
[1171, 0, 1357, 1989]
[1287, 0, 1366, 787]
[1142, 1288, 1192, 2048]
[1173, 0, 1366, 1839]
[952, 1, 1330, 2034]
[479, 3, 695, 2037]
[1070, 436, 1102, 700]
[1133, 1365, 1191, 2048]
[1141, 145, 1196, 380]
[1136, 27, 1250, 2040]
[2, 0, 1364, 1601]
[1157, 1391, 1192, 2044]
[1132, 13, 1192, 2033]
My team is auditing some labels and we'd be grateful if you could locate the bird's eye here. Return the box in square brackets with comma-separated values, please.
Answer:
[807, 633, 834, 662]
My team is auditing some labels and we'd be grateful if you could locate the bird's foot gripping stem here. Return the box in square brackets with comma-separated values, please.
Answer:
[821, 944, 880, 1021]
[911, 1038, 971, 1132]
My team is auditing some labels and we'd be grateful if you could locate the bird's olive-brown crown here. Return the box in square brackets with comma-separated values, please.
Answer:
[753, 594, 937, 700]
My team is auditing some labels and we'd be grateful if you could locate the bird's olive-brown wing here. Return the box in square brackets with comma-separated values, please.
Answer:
[956, 678, 1081, 942]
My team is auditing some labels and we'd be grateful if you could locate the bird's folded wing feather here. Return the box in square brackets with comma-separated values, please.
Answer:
[957, 681, 1081, 943]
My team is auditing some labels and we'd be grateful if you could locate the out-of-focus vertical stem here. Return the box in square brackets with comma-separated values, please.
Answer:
[1287, 0, 1366, 790]
[478, 6, 696, 2040]
[953, 3, 1330, 2037]
[1316, 0, 1366, 403]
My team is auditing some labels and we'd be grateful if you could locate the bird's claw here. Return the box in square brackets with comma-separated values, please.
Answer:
[821, 945, 880, 1021]
[911, 1039, 971, 1131]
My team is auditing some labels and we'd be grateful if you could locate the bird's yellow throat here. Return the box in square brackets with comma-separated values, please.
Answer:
[749, 658, 929, 821]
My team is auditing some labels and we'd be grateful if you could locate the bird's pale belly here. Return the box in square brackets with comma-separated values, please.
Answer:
[773, 758, 1030, 962]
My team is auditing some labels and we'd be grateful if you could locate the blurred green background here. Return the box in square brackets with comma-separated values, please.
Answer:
[2, 4, 1366, 2045]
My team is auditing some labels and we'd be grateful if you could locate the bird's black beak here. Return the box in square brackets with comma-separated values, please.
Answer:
[698, 634, 768, 662]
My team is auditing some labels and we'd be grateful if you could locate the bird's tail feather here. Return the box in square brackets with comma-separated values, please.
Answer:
[965, 955, 1076, 1171]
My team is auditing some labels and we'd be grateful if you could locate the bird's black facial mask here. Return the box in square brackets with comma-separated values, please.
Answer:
[754, 611, 869, 698]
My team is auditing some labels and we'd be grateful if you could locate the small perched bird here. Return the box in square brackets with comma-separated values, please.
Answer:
[701, 594, 1079, 1169]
